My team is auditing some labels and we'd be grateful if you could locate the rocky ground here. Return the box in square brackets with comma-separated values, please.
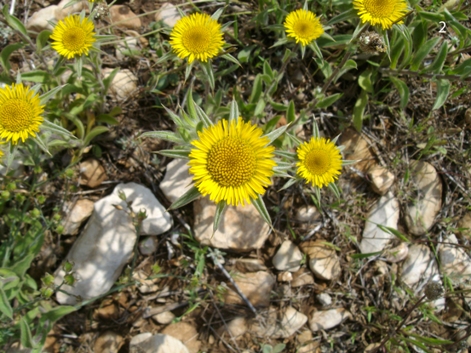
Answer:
[3, 0, 471, 352]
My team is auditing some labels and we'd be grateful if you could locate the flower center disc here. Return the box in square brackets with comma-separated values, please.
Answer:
[63, 27, 87, 51]
[182, 26, 211, 54]
[294, 20, 315, 39]
[305, 149, 330, 176]
[363, 0, 396, 17]
[0, 99, 33, 132]
[207, 137, 256, 187]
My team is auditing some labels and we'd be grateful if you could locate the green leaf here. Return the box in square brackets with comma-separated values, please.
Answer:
[39, 84, 66, 105]
[432, 79, 450, 110]
[0, 42, 24, 71]
[410, 37, 440, 71]
[389, 76, 410, 109]
[211, 8, 224, 21]
[427, 42, 448, 73]
[42, 119, 75, 139]
[358, 68, 374, 93]
[0, 287, 13, 319]
[200, 61, 215, 90]
[3, 7, 28, 37]
[315, 93, 343, 109]
[286, 100, 296, 123]
[249, 75, 263, 104]
[448, 58, 471, 78]
[213, 201, 226, 234]
[163, 106, 184, 127]
[264, 124, 289, 144]
[186, 88, 198, 122]
[377, 225, 410, 242]
[21, 70, 49, 83]
[36, 30, 51, 51]
[40, 305, 76, 323]
[169, 186, 200, 210]
[20, 317, 34, 348]
[252, 195, 272, 226]
[308, 41, 323, 59]
[418, 11, 444, 22]
[83, 126, 109, 146]
[229, 99, 239, 122]
[314, 58, 332, 79]
[334, 59, 357, 83]
[254, 99, 266, 116]
[194, 104, 212, 128]
[352, 90, 368, 132]
[10, 254, 35, 277]
[31, 135, 51, 156]
[96, 114, 119, 125]
[237, 45, 256, 64]
[158, 148, 190, 159]
[327, 8, 357, 26]
[263, 61, 274, 80]
[220, 53, 241, 67]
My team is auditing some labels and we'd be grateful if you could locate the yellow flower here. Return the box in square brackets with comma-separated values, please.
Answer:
[0, 83, 44, 144]
[170, 13, 225, 63]
[51, 15, 96, 59]
[353, 0, 408, 30]
[188, 118, 276, 206]
[284, 9, 324, 46]
[296, 137, 342, 188]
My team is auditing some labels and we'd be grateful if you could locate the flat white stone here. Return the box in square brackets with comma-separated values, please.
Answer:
[360, 192, 400, 254]
[404, 160, 442, 236]
[217, 317, 248, 339]
[155, 3, 181, 27]
[224, 271, 275, 308]
[295, 206, 321, 223]
[401, 244, 439, 288]
[272, 240, 303, 272]
[309, 308, 351, 332]
[152, 311, 175, 325]
[250, 307, 307, 338]
[103, 68, 138, 101]
[300, 240, 341, 281]
[26, 6, 57, 33]
[55, 183, 172, 304]
[160, 159, 193, 204]
[368, 165, 395, 195]
[382, 243, 409, 263]
[139, 237, 158, 256]
[316, 293, 332, 307]
[194, 197, 270, 251]
[62, 199, 94, 235]
[109, 5, 142, 30]
[129, 333, 189, 353]
[439, 234, 471, 281]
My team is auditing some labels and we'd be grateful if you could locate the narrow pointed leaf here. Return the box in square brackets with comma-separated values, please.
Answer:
[432, 79, 450, 110]
[220, 53, 241, 67]
[279, 177, 297, 191]
[158, 148, 191, 159]
[186, 88, 198, 122]
[195, 104, 212, 128]
[42, 119, 75, 138]
[139, 131, 183, 143]
[20, 317, 34, 348]
[39, 84, 67, 105]
[83, 126, 109, 146]
[31, 135, 51, 156]
[0, 287, 13, 319]
[264, 124, 289, 144]
[229, 99, 239, 122]
[169, 186, 200, 209]
[213, 201, 226, 233]
[252, 195, 272, 226]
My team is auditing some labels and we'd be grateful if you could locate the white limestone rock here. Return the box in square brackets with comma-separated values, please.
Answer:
[62, 199, 94, 235]
[300, 240, 341, 281]
[224, 271, 275, 307]
[26, 6, 57, 33]
[250, 307, 308, 338]
[368, 165, 395, 195]
[309, 308, 351, 332]
[155, 3, 181, 27]
[103, 68, 138, 101]
[272, 240, 303, 272]
[401, 244, 439, 288]
[54, 183, 172, 304]
[129, 333, 189, 353]
[404, 160, 442, 235]
[160, 159, 193, 204]
[439, 234, 471, 281]
[194, 197, 270, 251]
[55, 0, 87, 20]
[360, 192, 400, 254]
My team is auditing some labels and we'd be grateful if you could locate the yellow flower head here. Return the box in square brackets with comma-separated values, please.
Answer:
[170, 13, 225, 63]
[0, 83, 44, 144]
[353, 0, 408, 30]
[188, 118, 276, 206]
[296, 137, 342, 188]
[284, 9, 324, 46]
[51, 15, 96, 59]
